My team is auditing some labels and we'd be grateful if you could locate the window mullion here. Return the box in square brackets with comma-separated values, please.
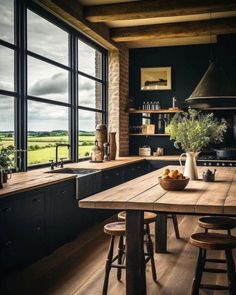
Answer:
[70, 33, 78, 162]
[15, 0, 27, 171]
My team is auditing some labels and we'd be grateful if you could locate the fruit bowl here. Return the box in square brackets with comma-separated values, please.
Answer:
[158, 176, 190, 191]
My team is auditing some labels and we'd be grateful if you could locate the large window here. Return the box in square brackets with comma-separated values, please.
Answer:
[0, 0, 107, 169]
[0, 95, 15, 147]
[0, 0, 16, 154]
[78, 39, 106, 159]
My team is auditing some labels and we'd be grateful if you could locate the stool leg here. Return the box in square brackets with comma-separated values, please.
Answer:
[117, 236, 124, 281]
[146, 224, 157, 282]
[103, 235, 115, 295]
[172, 214, 180, 239]
[225, 249, 236, 295]
[191, 248, 206, 295]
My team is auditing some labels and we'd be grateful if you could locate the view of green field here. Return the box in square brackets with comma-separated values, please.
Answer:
[0, 133, 95, 165]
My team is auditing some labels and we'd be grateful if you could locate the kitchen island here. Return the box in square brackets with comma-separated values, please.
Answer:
[79, 166, 236, 295]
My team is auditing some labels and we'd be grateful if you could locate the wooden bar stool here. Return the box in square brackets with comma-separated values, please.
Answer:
[103, 221, 157, 295]
[198, 216, 236, 235]
[118, 211, 180, 239]
[190, 232, 236, 295]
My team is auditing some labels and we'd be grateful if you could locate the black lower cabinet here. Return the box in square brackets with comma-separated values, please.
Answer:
[46, 179, 79, 252]
[0, 190, 46, 271]
[0, 160, 152, 273]
[102, 167, 124, 190]
[0, 179, 78, 272]
[124, 160, 148, 181]
[147, 160, 179, 171]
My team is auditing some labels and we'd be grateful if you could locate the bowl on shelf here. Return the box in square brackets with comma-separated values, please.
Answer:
[158, 176, 190, 191]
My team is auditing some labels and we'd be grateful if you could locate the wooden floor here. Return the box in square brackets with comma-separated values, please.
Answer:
[1, 215, 235, 295]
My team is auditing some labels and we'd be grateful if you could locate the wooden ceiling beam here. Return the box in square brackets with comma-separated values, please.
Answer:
[111, 17, 236, 42]
[36, 0, 118, 49]
[85, 0, 236, 23]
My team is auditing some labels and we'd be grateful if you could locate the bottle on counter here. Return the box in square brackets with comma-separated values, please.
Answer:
[142, 101, 146, 110]
[156, 101, 161, 110]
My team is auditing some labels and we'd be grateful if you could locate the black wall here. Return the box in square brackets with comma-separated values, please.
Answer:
[129, 34, 236, 155]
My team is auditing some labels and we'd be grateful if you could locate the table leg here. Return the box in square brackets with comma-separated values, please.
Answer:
[155, 213, 168, 253]
[126, 210, 146, 295]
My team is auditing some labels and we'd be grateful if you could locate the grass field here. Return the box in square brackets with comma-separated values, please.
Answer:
[0, 135, 95, 165]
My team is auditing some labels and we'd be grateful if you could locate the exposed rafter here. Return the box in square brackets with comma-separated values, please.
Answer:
[84, 0, 236, 23]
[36, 0, 118, 49]
[111, 17, 236, 42]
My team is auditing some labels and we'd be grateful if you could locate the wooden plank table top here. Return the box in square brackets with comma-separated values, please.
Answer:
[79, 166, 236, 295]
[79, 166, 236, 215]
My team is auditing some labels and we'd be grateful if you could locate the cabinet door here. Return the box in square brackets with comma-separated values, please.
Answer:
[102, 167, 124, 190]
[124, 163, 137, 181]
[47, 179, 78, 250]
[0, 190, 46, 271]
[124, 161, 147, 182]
[0, 217, 45, 269]
[147, 160, 179, 171]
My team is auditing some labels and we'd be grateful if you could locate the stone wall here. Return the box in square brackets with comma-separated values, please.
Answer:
[108, 46, 129, 156]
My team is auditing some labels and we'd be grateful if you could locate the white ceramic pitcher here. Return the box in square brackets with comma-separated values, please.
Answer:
[179, 152, 199, 180]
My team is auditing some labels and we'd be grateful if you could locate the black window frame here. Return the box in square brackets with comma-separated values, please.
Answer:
[0, 0, 108, 170]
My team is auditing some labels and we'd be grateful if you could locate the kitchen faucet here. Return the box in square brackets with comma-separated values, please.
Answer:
[55, 143, 70, 167]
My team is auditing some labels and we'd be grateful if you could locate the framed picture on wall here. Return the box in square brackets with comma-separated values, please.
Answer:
[141, 67, 171, 90]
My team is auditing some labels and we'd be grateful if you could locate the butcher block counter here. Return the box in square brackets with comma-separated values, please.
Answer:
[0, 156, 181, 198]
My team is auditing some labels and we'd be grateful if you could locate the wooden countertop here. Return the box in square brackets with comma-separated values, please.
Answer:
[65, 156, 144, 170]
[0, 156, 182, 198]
[79, 166, 236, 215]
[0, 157, 144, 198]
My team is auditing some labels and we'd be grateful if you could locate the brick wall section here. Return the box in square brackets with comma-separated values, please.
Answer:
[108, 45, 129, 156]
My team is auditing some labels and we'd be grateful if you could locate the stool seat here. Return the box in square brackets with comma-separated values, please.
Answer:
[104, 222, 126, 236]
[198, 216, 236, 231]
[190, 232, 236, 250]
[118, 211, 157, 224]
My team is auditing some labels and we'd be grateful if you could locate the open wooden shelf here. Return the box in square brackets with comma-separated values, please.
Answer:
[129, 108, 181, 114]
[129, 133, 170, 136]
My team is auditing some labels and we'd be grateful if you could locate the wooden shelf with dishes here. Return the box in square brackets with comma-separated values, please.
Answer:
[129, 108, 182, 114]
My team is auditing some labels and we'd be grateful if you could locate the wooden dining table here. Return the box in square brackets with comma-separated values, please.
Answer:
[79, 166, 236, 295]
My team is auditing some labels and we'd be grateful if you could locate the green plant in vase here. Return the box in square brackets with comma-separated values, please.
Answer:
[166, 108, 227, 179]
[0, 145, 18, 183]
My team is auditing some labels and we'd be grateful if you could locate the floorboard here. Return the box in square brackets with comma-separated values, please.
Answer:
[0, 215, 235, 295]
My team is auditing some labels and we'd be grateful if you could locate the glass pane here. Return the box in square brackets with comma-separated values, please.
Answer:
[0, 0, 14, 44]
[78, 39, 102, 79]
[0, 45, 14, 91]
[78, 110, 102, 159]
[0, 95, 14, 148]
[28, 100, 69, 165]
[78, 75, 102, 109]
[28, 56, 68, 102]
[27, 9, 69, 65]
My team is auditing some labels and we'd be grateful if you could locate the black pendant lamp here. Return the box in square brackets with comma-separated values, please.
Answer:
[186, 61, 236, 110]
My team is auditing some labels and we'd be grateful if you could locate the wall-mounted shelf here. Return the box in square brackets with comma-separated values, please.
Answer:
[129, 134, 170, 136]
[129, 108, 182, 114]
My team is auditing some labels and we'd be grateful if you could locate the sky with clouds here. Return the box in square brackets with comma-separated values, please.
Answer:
[0, 0, 103, 132]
